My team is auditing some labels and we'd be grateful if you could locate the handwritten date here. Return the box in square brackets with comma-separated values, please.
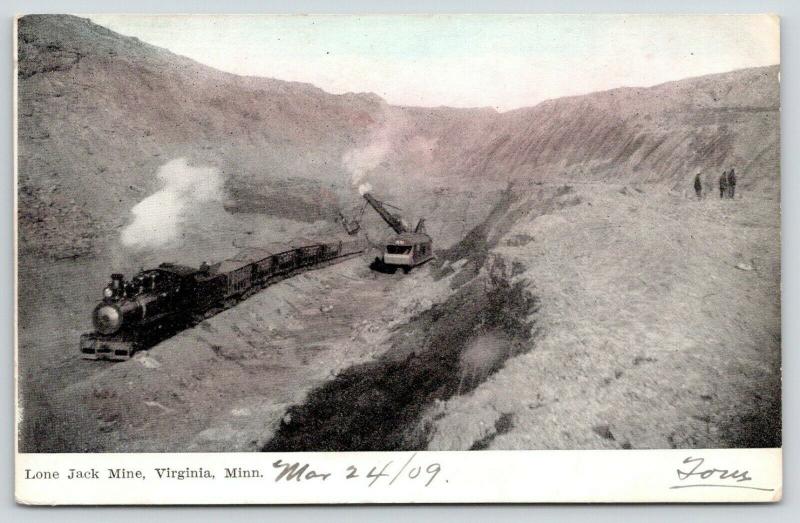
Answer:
[272, 453, 441, 487]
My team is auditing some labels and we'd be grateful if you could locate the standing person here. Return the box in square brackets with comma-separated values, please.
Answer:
[727, 168, 737, 199]
[719, 170, 728, 199]
[694, 173, 702, 199]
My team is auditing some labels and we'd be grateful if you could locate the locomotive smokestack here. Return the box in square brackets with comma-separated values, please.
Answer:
[105, 273, 125, 300]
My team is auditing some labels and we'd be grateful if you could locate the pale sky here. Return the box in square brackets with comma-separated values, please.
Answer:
[90, 14, 779, 111]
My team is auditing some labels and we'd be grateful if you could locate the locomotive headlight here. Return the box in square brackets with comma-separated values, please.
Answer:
[93, 304, 122, 335]
[103, 287, 114, 299]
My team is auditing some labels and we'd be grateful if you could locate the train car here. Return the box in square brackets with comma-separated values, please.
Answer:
[212, 259, 254, 301]
[321, 239, 342, 260]
[231, 247, 275, 284]
[290, 238, 324, 266]
[340, 238, 367, 257]
[263, 242, 298, 274]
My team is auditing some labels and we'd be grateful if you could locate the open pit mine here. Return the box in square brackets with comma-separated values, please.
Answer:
[17, 15, 780, 454]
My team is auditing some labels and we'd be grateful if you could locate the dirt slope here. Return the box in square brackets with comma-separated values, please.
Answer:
[424, 184, 780, 449]
[17, 15, 778, 259]
[452, 68, 779, 193]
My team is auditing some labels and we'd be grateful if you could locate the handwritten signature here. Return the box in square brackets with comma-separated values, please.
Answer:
[671, 456, 773, 492]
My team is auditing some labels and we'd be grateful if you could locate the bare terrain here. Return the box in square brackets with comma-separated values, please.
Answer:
[425, 183, 780, 450]
[17, 15, 780, 452]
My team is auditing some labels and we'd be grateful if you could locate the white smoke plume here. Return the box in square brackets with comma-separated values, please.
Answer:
[342, 108, 438, 192]
[358, 182, 373, 195]
[341, 107, 410, 188]
[342, 128, 392, 186]
[120, 158, 224, 250]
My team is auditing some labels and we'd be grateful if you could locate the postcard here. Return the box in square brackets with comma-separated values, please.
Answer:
[14, 13, 781, 504]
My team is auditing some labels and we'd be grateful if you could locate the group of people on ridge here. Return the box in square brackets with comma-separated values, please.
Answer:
[694, 168, 737, 199]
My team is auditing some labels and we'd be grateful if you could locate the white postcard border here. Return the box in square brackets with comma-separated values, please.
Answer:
[16, 448, 782, 505]
[11, 10, 785, 509]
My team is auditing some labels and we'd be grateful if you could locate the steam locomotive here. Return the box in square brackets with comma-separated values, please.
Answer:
[80, 238, 365, 361]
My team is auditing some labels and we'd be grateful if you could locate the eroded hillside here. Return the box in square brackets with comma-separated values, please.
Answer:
[425, 183, 780, 450]
[17, 15, 778, 260]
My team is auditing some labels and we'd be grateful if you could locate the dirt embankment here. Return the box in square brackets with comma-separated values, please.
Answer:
[423, 184, 781, 450]
[263, 265, 538, 451]
[17, 15, 779, 261]
[260, 181, 780, 453]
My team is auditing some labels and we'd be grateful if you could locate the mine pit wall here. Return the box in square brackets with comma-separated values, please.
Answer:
[262, 262, 539, 452]
[427, 184, 781, 451]
[262, 187, 552, 452]
[261, 182, 781, 453]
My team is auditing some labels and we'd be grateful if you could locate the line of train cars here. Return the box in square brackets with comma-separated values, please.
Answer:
[80, 237, 366, 361]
